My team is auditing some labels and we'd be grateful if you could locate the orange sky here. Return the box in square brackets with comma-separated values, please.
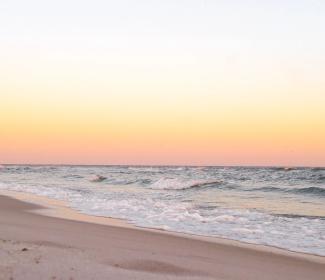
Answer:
[1, 1, 325, 166]
[1, 88, 324, 166]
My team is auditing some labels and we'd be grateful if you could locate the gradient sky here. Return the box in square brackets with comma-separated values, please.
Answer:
[1, 0, 325, 166]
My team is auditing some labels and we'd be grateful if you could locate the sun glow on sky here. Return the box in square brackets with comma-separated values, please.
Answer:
[1, 1, 325, 166]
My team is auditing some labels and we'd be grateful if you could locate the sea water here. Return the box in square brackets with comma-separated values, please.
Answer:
[0, 165, 324, 256]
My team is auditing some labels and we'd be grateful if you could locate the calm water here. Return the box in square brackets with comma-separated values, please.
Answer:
[0, 165, 324, 256]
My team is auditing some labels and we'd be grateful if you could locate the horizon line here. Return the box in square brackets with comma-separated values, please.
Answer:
[1, 163, 324, 169]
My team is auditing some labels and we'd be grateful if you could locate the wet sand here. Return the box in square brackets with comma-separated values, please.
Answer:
[0, 194, 324, 280]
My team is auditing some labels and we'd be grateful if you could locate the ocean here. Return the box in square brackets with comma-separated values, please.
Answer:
[0, 165, 324, 256]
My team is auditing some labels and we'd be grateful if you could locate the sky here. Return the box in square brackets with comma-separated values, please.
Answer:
[1, 0, 325, 166]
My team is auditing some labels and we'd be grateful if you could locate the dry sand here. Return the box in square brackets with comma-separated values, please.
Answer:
[0, 194, 324, 280]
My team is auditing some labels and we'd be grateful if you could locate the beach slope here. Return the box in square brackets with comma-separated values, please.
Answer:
[0, 195, 324, 280]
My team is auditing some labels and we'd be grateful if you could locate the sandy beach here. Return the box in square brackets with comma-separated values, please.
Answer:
[0, 194, 324, 280]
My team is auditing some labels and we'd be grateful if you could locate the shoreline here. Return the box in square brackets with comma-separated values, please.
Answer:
[1, 189, 325, 262]
[1, 193, 325, 279]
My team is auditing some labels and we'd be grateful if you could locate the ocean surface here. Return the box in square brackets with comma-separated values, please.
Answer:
[0, 165, 324, 256]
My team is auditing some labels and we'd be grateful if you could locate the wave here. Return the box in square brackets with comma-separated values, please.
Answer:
[314, 175, 325, 181]
[149, 178, 222, 190]
[311, 167, 325, 171]
[269, 167, 296, 171]
[90, 175, 107, 182]
[121, 178, 152, 185]
[250, 186, 281, 192]
[127, 167, 163, 173]
[249, 186, 325, 197]
[62, 174, 84, 179]
[293, 186, 325, 196]
[274, 213, 325, 220]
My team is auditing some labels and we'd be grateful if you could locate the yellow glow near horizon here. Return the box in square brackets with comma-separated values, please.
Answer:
[1, 1, 325, 166]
